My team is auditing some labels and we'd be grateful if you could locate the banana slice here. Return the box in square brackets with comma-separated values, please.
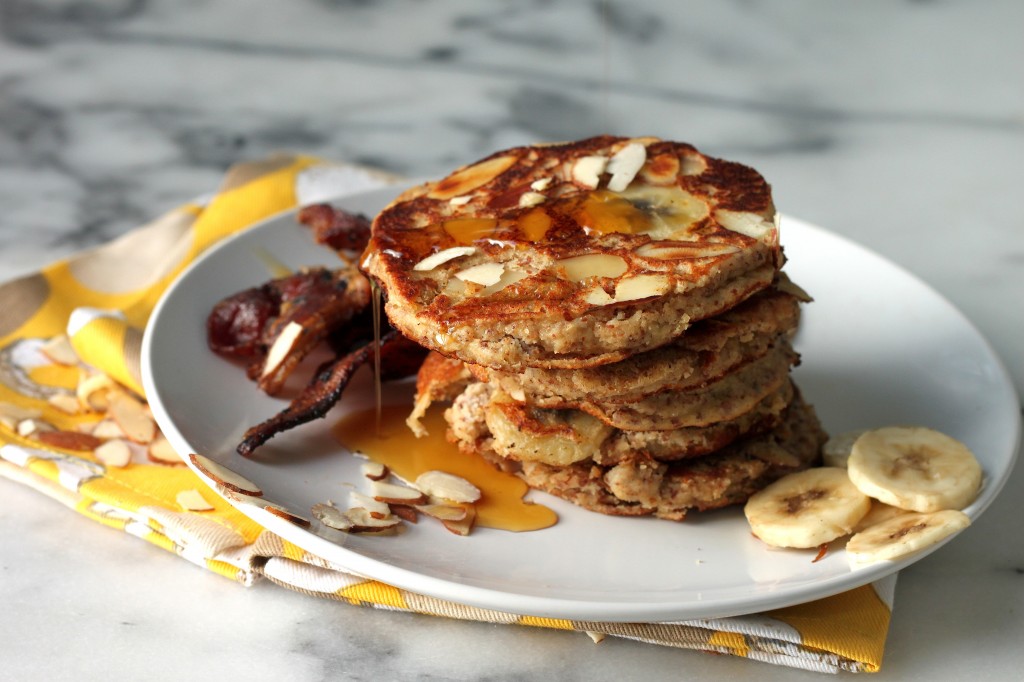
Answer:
[744, 467, 871, 549]
[618, 185, 710, 239]
[852, 500, 908, 534]
[846, 510, 970, 568]
[847, 426, 982, 513]
[821, 429, 868, 468]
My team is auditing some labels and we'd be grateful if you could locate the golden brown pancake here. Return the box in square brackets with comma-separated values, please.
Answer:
[365, 136, 782, 370]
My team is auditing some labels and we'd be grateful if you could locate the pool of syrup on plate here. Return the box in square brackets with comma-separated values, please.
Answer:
[333, 403, 557, 532]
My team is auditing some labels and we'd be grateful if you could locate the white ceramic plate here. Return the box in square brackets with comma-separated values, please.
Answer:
[143, 186, 1021, 622]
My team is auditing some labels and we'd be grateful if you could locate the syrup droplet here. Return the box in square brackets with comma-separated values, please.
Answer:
[334, 405, 557, 532]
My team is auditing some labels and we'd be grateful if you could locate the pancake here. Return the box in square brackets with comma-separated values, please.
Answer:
[364, 136, 783, 370]
[468, 279, 803, 405]
[442, 377, 794, 470]
[447, 383, 825, 521]
[487, 341, 798, 432]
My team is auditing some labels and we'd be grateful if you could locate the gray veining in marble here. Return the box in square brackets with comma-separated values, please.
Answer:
[1, 1, 1022, 680]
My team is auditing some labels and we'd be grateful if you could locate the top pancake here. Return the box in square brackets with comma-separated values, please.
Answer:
[364, 136, 782, 370]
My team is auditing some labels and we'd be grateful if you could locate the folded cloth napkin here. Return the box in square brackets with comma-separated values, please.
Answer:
[0, 155, 893, 674]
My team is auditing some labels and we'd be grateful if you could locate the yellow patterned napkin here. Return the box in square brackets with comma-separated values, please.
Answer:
[0, 156, 892, 674]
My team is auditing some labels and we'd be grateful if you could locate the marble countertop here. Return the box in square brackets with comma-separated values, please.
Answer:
[1, 1, 1022, 679]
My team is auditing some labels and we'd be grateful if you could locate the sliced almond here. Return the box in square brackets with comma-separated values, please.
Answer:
[454, 262, 505, 287]
[715, 209, 775, 241]
[350, 491, 392, 519]
[188, 453, 263, 497]
[17, 418, 54, 438]
[47, 393, 81, 415]
[413, 246, 476, 272]
[414, 471, 481, 504]
[361, 461, 389, 481]
[389, 504, 419, 524]
[261, 321, 304, 378]
[91, 419, 126, 439]
[479, 268, 528, 297]
[572, 155, 609, 189]
[263, 504, 311, 527]
[518, 191, 546, 208]
[415, 503, 469, 522]
[40, 335, 79, 366]
[555, 254, 628, 282]
[530, 177, 553, 191]
[176, 489, 215, 512]
[108, 392, 156, 444]
[0, 402, 43, 421]
[441, 504, 478, 536]
[345, 507, 403, 534]
[94, 438, 133, 467]
[370, 481, 429, 505]
[583, 287, 615, 307]
[311, 502, 353, 531]
[612, 274, 671, 302]
[606, 143, 647, 192]
[635, 241, 741, 260]
[77, 373, 116, 412]
[585, 273, 670, 306]
[448, 195, 472, 206]
[148, 435, 183, 464]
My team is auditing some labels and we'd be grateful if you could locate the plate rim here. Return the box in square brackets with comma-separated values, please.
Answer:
[142, 186, 1022, 622]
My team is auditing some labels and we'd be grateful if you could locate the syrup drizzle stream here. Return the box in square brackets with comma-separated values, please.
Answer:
[371, 281, 383, 434]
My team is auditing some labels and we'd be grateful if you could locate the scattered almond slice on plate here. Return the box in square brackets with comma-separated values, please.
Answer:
[371, 481, 429, 506]
[415, 503, 468, 522]
[344, 507, 402, 534]
[263, 503, 311, 527]
[188, 453, 263, 497]
[361, 461, 389, 481]
[350, 491, 392, 519]
[414, 471, 481, 504]
[441, 504, 477, 536]
[311, 502, 353, 531]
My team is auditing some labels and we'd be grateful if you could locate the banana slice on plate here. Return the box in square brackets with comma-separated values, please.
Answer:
[852, 500, 908, 534]
[744, 467, 872, 549]
[821, 429, 868, 468]
[846, 509, 971, 568]
[847, 426, 982, 513]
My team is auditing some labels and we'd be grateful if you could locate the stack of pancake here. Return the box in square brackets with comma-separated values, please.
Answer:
[365, 136, 826, 520]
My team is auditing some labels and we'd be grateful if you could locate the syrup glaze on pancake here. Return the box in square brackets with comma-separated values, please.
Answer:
[364, 136, 783, 369]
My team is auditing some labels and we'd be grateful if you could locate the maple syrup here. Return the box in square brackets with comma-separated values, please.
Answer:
[442, 217, 500, 245]
[370, 281, 383, 433]
[334, 405, 557, 532]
